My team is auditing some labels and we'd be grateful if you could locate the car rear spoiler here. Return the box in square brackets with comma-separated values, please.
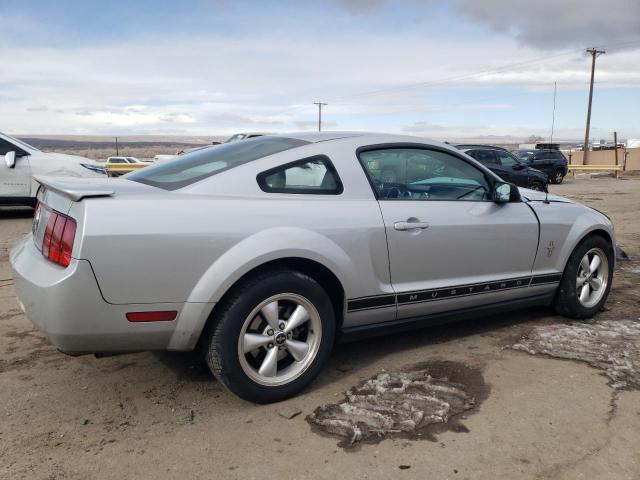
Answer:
[34, 175, 115, 201]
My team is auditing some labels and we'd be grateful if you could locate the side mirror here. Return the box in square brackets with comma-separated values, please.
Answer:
[512, 163, 525, 170]
[493, 181, 520, 203]
[4, 151, 16, 168]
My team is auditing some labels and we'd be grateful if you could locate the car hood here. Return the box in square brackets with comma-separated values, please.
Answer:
[524, 166, 548, 179]
[518, 187, 575, 204]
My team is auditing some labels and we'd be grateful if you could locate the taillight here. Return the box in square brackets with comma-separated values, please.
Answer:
[41, 210, 77, 268]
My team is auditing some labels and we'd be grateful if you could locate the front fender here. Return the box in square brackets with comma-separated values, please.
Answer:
[530, 202, 615, 274]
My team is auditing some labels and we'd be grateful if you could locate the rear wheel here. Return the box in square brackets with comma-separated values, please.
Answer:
[552, 169, 565, 184]
[203, 269, 336, 403]
[554, 235, 614, 318]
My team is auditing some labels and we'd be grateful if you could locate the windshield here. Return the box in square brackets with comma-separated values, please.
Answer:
[1, 133, 40, 152]
[224, 134, 246, 143]
[128, 136, 310, 190]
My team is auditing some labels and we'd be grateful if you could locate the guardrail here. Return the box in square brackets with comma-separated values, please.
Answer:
[568, 164, 623, 179]
[105, 163, 150, 178]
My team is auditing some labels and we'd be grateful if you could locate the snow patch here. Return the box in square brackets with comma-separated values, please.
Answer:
[308, 361, 485, 447]
[513, 320, 640, 390]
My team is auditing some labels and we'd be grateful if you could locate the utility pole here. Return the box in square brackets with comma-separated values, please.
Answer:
[313, 101, 328, 132]
[583, 48, 605, 165]
[115, 136, 119, 156]
[550, 81, 557, 144]
[614, 131, 619, 167]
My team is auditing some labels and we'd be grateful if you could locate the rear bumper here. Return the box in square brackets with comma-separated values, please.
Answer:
[10, 234, 183, 355]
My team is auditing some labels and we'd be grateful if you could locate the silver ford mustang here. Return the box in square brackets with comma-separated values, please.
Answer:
[10, 132, 615, 403]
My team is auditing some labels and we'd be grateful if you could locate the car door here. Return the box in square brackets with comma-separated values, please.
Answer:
[531, 152, 553, 176]
[467, 149, 513, 183]
[0, 138, 31, 197]
[358, 146, 539, 320]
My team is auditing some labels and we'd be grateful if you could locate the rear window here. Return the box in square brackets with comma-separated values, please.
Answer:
[128, 136, 309, 190]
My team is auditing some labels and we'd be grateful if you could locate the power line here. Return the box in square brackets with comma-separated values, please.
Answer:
[326, 49, 579, 103]
[266, 41, 639, 127]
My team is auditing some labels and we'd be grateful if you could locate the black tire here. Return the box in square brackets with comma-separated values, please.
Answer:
[202, 269, 336, 403]
[529, 181, 545, 191]
[554, 235, 614, 319]
[552, 169, 564, 184]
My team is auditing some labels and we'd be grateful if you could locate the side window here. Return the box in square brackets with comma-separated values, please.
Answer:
[467, 149, 497, 166]
[496, 151, 519, 168]
[359, 148, 491, 201]
[257, 155, 343, 194]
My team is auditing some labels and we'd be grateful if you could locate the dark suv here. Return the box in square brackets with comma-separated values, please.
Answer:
[456, 145, 549, 191]
[512, 149, 568, 184]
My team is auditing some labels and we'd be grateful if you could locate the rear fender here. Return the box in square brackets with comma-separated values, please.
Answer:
[167, 227, 353, 351]
[187, 226, 353, 304]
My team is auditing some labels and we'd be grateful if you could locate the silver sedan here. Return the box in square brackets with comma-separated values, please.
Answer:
[10, 132, 615, 403]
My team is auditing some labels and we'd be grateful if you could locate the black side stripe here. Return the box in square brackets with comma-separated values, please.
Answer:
[347, 294, 396, 312]
[530, 273, 563, 285]
[347, 273, 562, 312]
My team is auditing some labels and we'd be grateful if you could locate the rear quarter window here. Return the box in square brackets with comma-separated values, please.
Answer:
[257, 155, 343, 195]
[128, 136, 310, 190]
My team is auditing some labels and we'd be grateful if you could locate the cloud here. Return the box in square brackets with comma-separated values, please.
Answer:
[1, 3, 639, 138]
[456, 0, 640, 50]
[334, 0, 640, 50]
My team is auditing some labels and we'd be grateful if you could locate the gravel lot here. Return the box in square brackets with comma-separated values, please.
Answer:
[1, 176, 640, 480]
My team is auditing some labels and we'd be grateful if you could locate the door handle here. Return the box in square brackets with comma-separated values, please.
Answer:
[394, 220, 430, 231]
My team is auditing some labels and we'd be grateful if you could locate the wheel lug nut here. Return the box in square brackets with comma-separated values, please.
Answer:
[279, 323, 285, 330]
[267, 329, 274, 336]
[267, 343, 274, 349]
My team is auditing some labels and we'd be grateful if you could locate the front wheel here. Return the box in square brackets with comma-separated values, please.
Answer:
[203, 269, 336, 403]
[554, 235, 614, 318]
[529, 181, 545, 191]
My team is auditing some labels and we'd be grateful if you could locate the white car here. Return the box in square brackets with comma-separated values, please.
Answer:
[1, 132, 106, 207]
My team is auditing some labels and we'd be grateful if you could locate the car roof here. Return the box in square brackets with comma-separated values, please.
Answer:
[276, 131, 458, 147]
[455, 144, 509, 152]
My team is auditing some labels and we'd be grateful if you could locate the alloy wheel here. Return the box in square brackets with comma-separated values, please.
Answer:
[237, 293, 322, 386]
[555, 171, 563, 183]
[576, 247, 609, 308]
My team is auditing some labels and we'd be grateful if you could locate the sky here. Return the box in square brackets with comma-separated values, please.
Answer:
[1, 0, 639, 141]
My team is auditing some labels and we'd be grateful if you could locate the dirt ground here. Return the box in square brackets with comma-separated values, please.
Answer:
[1, 175, 640, 480]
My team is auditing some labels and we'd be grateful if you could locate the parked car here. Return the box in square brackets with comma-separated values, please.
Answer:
[224, 132, 266, 143]
[512, 148, 569, 184]
[456, 145, 549, 191]
[11, 132, 615, 403]
[105, 156, 151, 177]
[1, 132, 105, 207]
[106, 156, 147, 164]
